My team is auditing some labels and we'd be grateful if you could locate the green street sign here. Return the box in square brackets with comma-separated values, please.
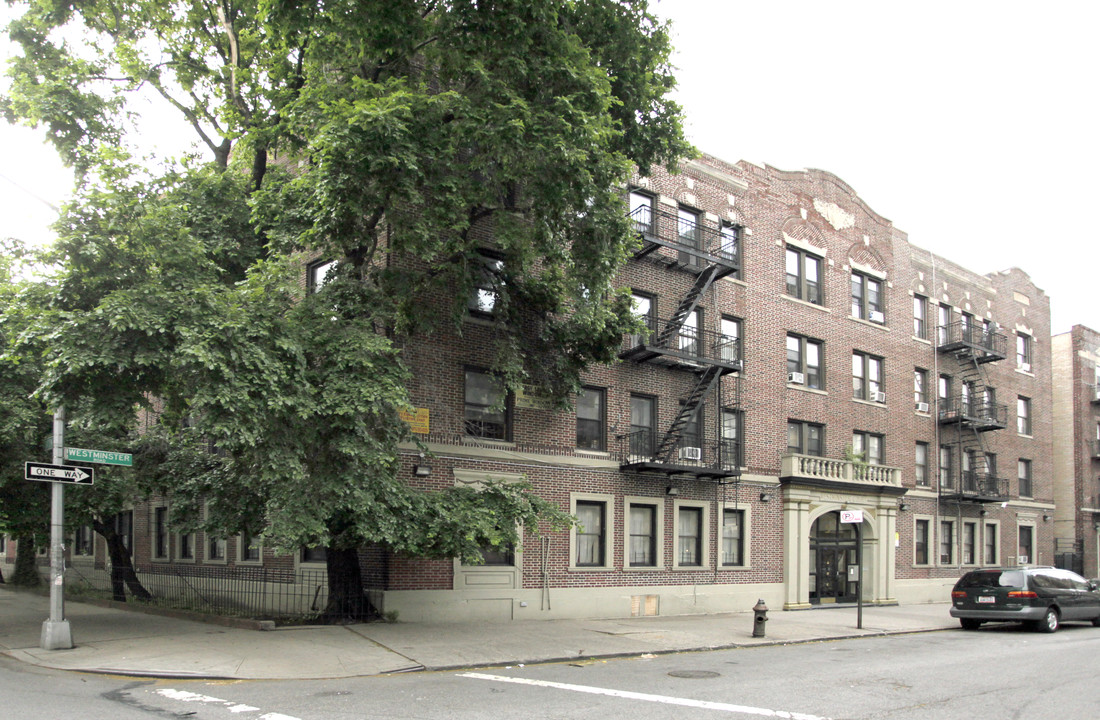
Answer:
[64, 447, 133, 467]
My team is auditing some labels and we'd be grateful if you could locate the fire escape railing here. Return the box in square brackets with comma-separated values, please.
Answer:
[936, 321, 1007, 363]
[628, 205, 739, 277]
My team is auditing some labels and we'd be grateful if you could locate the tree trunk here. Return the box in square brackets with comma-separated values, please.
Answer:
[10, 536, 41, 587]
[92, 520, 152, 602]
[323, 546, 375, 622]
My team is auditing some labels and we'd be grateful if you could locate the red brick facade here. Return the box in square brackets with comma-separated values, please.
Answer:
[4, 153, 1056, 620]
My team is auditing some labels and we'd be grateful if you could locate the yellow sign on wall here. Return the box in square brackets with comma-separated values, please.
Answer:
[515, 385, 556, 411]
[399, 408, 430, 434]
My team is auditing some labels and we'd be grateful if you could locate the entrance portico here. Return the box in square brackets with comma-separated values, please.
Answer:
[780, 454, 907, 609]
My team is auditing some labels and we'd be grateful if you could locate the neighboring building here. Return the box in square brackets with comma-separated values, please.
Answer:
[1051, 325, 1100, 578]
[34, 153, 1058, 621]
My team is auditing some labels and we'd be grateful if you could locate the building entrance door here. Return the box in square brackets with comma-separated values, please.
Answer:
[809, 511, 858, 604]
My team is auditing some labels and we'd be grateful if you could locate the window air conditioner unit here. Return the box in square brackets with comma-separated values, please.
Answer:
[872, 391, 887, 403]
[788, 372, 805, 385]
[679, 446, 702, 461]
[915, 401, 930, 413]
[1019, 362, 1031, 372]
[869, 310, 885, 323]
[1018, 555, 1029, 565]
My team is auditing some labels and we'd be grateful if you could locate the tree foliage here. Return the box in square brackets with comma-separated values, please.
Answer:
[3, 0, 693, 607]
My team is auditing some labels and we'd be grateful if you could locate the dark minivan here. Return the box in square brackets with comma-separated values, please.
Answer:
[950, 567, 1100, 632]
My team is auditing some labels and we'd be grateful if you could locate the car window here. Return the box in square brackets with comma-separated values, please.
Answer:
[957, 570, 1025, 589]
[1052, 570, 1089, 591]
[1030, 572, 1055, 589]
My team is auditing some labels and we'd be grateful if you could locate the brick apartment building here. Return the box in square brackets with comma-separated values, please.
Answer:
[377, 154, 1055, 620]
[1052, 325, 1100, 578]
[1, 153, 1056, 622]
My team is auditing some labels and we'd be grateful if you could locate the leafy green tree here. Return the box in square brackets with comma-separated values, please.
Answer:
[0, 239, 52, 587]
[4, 0, 692, 617]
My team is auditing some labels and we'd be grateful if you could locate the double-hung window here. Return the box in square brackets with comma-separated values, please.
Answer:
[721, 408, 742, 470]
[914, 368, 929, 409]
[719, 222, 741, 274]
[851, 272, 884, 322]
[114, 511, 133, 557]
[939, 444, 954, 489]
[576, 387, 606, 451]
[629, 190, 655, 236]
[915, 519, 930, 565]
[788, 421, 824, 456]
[984, 523, 998, 565]
[962, 522, 977, 565]
[940, 520, 955, 565]
[467, 253, 504, 318]
[852, 351, 884, 402]
[915, 442, 930, 486]
[722, 509, 744, 567]
[936, 304, 951, 345]
[787, 334, 823, 389]
[1016, 332, 1032, 371]
[1018, 458, 1033, 497]
[785, 247, 823, 304]
[629, 395, 656, 460]
[307, 259, 336, 293]
[719, 316, 742, 365]
[629, 291, 655, 347]
[913, 295, 928, 339]
[677, 506, 703, 567]
[628, 504, 657, 567]
[679, 308, 700, 356]
[1018, 525, 1034, 565]
[465, 370, 510, 440]
[153, 507, 169, 560]
[1017, 396, 1032, 435]
[852, 431, 884, 465]
[74, 525, 94, 557]
[575, 500, 606, 567]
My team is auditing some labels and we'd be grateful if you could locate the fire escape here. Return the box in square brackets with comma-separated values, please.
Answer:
[937, 320, 1011, 502]
[617, 204, 742, 481]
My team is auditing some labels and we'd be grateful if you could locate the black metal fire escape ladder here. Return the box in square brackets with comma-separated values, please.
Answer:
[653, 364, 724, 463]
[954, 352, 993, 483]
[652, 265, 722, 348]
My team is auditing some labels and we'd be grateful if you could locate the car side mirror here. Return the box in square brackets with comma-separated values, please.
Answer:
[1089, 581, 1098, 592]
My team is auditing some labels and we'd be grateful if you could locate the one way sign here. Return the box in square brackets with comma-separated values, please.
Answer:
[25, 462, 95, 485]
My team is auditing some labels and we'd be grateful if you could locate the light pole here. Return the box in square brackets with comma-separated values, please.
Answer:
[40, 406, 72, 650]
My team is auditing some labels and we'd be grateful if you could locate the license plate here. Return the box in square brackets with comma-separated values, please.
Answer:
[977, 596, 996, 603]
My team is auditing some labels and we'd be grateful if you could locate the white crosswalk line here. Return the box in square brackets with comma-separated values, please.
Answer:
[459, 672, 832, 720]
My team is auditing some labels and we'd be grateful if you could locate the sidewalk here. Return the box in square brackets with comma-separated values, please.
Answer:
[0, 587, 956, 680]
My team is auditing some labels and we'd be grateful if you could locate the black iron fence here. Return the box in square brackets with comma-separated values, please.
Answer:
[64, 563, 366, 622]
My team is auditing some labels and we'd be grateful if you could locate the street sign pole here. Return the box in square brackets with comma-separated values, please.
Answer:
[840, 509, 864, 630]
[41, 406, 72, 650]
[856, 522, 863, 630]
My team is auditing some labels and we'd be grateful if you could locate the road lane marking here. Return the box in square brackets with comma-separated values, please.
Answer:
[459, 672, 831, 720]
[155, 688, 296, 718]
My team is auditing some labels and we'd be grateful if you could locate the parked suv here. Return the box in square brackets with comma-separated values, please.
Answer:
[950, 567, 1100, 632]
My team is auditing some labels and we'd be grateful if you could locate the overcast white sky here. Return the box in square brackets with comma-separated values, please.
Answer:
[2, 1, 1096, 335]
[658, 0, 1098, 337]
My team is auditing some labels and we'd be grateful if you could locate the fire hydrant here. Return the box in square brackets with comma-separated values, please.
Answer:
[752, 599, 768, 638]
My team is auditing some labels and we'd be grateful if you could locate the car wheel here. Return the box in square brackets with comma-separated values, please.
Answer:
[1092, 615, 1100, 628]
[1036, 607, 1059, 633]
[960, 619, 982, 630]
